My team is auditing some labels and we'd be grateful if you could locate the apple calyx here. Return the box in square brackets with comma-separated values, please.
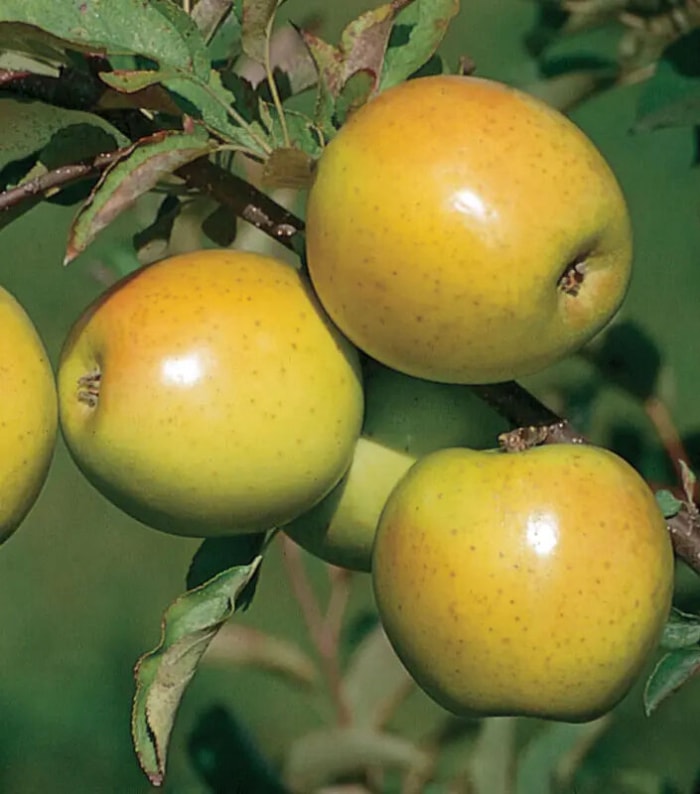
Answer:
[557, 255, 588, 297]
[77, 370, 101, 408]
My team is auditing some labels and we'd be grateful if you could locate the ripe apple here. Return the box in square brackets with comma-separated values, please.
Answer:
[305, 75, 633, 384]
[283, 361, 508, 571]
[57, 249, 364, 537]
[0, 286, 57, 542]
[372, 444, 674, 722]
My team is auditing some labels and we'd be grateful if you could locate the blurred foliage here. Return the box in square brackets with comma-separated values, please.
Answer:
[0, 0, 699, 792]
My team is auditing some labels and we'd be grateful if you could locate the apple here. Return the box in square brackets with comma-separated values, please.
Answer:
[305, 75, 632, 384]
[57, 249, 364, 537]
[283, 361, 508, 571]
[0, 286, 57, 542]
[372, 444, 674, 722]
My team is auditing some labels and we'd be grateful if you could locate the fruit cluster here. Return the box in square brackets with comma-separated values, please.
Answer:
[2, 76, 673, 723]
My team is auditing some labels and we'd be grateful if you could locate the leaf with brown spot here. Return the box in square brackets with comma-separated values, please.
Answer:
[65, 127, 215, 264]
[133, 534, 266, 787]
[242, 0, 286, 64]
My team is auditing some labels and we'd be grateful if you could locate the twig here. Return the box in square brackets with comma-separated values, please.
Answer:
[644, 395, 697, 500]
[177, 158, 305, 252]
[280, 534, 352, 725]
[0, 150, 122, 213]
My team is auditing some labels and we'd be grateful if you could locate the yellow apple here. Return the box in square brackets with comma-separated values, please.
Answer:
[305, 75, 632, 384]
[372, 444, 673, 722]
[0, 286, 57, 542]
[283, 361, 508, 571]
[57, 249, 364, 537]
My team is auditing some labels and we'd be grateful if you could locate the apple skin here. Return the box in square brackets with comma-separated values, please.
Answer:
[0, 286, 57, 542]
[57, 249, 364, 537]
[305, 75, 632, 384]
[372, 444, 674, 722]
[283, 361, 508, 571]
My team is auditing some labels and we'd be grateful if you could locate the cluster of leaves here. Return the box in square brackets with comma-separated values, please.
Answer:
[524, 0, 700, 138]
[0, 0, 458, 264]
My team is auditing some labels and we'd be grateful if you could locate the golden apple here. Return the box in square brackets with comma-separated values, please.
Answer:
[0, 286, 57, 542]
[57, 249, 363, 537]
[283, 361, 507, 571]
[305, 75, 632, 384]
[372, 444, 673, 721]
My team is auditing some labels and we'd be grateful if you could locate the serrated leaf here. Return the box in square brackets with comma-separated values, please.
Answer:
[65, 128, 215, 264]
[203, 623, 318, 686]
[339, 1, 410, 91]
[0, 0, 211, 81]
[341, 625, 413, 728]
[655, 489, 683, 519]
[132, 539, 265, 786]
[515, 718, 611, 794]
[242, 0, 285, 64]
[300, 0, 413, 135]
[284, 727, 430, 792]
[380, 0, 460, 91]
[661, 608, 700, 650]
[644, 647, 700, 715]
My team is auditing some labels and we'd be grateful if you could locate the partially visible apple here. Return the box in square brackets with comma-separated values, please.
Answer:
[0, 286, 57, 542]
[305, 75, 632, 384]
[283, 361, 508, 571]
[372, 444, 674, 722]
[57, 249, 364, 537]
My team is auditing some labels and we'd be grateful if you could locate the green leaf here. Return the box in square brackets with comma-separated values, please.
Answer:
[163, 70, 270, 154]
[635, 31, 700, 133]
[208, 5, 243, 62]
[188, 706, 289, 794]
[192, 0, 235, 46]
[100, 69, 178, 93]
[661, 607, 700, 650]
[380, 0, 460, 92]
[0, 97, 126, 174]
[655, 489, 683, 519]
[643, 647, 700, 716]
[284, 727, 430, 792]
[341, 624, 413, 728]
[299, 0, 415, 135]
[335, 69, 375, 127]
[241, 0, 285, 64]
[65, 128, 215, 264]
[132, 538, 265, 786]
[0, 0, 211, 81]
[515, 718, 611, 794]
[187, 534, 268, 591]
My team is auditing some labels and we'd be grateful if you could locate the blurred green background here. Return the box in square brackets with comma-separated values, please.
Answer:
[1, 0, 700, 791]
